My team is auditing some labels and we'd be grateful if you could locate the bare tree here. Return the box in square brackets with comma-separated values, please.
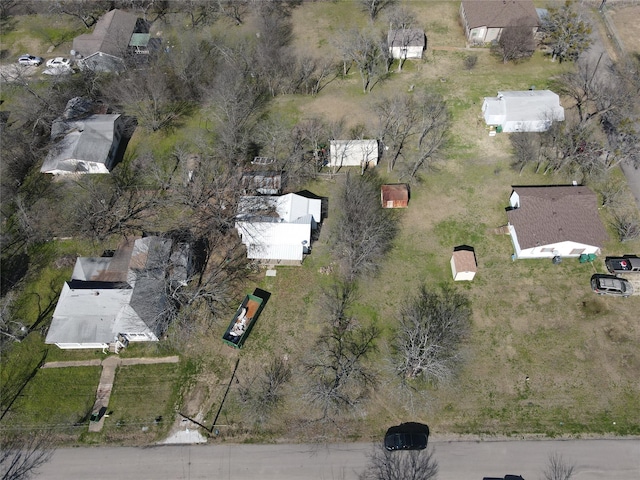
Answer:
[360, 445, 438, 480]
[304, 281, 380, 420]
[103, 66, 189, 132]
[375, 91, 449, 176]
[510, 132, 539, 174]
[558, 55, 621, 126]
[217, 0, 249, 25]
[407, 92, 449, 179]
[359, 0, 397, 21]
[492, 19, 535, 64]
[48, 0, 112, 28]
[0, 432, 54, 480]
[543, 452, 575, 480]
[337, 29, 384, 93]
[611, 210, 640, 243]
[239, 356, 292, 424]
[598, 176, 626, 208]
[394, 285, 471, 382]
[375, 93, 419, 172]
[206, 46, 268, 162]
[0, 0, 18, 22]
[331, 173, 399, 281]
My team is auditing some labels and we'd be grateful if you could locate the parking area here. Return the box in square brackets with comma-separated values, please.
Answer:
[620, 274, 640, 296]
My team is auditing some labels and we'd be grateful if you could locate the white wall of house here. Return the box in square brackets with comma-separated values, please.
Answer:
[508, 225, 601, 259]
[54, 342, 110, 350]
[45, 159, 111, 175]
[389, 45, 423, 59]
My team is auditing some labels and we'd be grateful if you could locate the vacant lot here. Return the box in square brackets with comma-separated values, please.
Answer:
[607, 5, 640, 55]
[2, 1, 639, 446]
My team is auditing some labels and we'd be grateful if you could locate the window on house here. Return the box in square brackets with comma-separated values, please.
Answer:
[570, 248, 585, 255]
[541, 248, 555, 253]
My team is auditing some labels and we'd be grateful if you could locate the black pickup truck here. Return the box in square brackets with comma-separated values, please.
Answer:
[605, 256, 640, 274]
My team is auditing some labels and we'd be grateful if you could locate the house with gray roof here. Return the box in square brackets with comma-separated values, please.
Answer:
[72, 9, 148, 72]
[506, 186, 608, 259]
[41, 113, 125, 175]
[45, 236, 180, 350]
[459, 0, 540, 44]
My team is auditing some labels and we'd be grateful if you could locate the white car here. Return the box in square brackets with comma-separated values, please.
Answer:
[43, 57, 73, 75]
[18, 54, 43, 66]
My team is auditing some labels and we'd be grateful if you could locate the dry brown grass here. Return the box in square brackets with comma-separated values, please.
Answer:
[607, 5, 640, 55]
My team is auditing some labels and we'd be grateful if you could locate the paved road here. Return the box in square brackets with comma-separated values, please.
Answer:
[37, 438, 640, 480]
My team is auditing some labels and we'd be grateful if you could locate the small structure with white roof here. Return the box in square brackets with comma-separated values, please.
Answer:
[482, 90, 564, 133]
[235, 192, 322, 265]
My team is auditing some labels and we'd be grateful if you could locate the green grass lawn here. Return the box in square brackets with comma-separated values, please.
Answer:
[97, 363, 181, 444]
[4, 353, 101, 443]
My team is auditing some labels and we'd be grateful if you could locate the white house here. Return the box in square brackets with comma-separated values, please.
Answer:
[482, 90, 565, 133]
[235, 193, 322, 265]
[45, 236, 180, 350]
[329, 140, 379, 170]
[40, 114, 125, 174]
[459, 0, 540, 45]
[507, 186, 608, 259]
[388, 28, 426, 60]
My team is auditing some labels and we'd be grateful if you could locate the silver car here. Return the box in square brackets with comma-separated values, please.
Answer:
[18, 54, 43, 66]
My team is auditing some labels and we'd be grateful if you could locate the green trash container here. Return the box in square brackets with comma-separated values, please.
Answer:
[579, 254, 589, 263]
[496, 125, 503, 133]
[587, 253, 597, 262]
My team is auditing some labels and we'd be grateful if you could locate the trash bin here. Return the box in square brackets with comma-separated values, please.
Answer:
[579, 254, 589, 263]
[496, 125, 503, 133]
[587, 253, 597, 262]
[552, 255, 562, 264]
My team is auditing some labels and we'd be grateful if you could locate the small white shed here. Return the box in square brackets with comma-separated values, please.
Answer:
[388, 28, 426, 60]
[451, 248, 477, 281]
[329, 140, 379, 169]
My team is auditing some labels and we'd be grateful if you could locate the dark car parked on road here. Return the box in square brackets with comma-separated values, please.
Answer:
[384, 422, 429, 451]
[591, 274, 634, 297]
[483, 476, 524, 480]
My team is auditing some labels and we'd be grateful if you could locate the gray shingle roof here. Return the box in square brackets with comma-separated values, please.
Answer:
[461, 0, 540, 29]
[387, 28, 426, 48]
[507, 186, 608, 249]
[72, 9, 138, 58]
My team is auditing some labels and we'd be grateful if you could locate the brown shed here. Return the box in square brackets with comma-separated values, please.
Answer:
[451, 247, 477, 281]
[381, 184, 409, 208]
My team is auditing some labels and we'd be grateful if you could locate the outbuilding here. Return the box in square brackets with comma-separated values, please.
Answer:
[387, 28, 426, 60]
[451, 247, 477, 281]
[381, 184, 409, 208]
[329, 140, 379, 170]
[482, 90, 564, 133]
